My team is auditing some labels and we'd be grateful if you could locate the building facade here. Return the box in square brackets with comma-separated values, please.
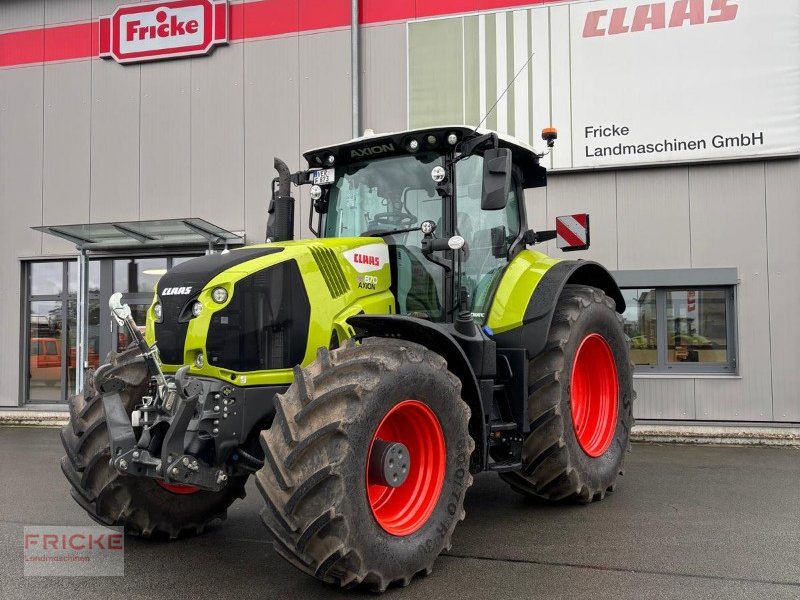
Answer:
[1, 0, 798, 425]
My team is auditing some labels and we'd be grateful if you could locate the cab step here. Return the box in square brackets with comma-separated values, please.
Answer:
[487, 459, 523, 473]
[489, 421, 518, 433]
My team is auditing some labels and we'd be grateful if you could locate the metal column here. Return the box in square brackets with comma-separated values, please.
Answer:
[351, 0, 360, 138]
[75, 250, 89, 395]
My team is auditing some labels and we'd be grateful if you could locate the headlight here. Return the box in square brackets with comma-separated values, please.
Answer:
[191, 301, 203, 317]
[212, 287, 228, 304]
[153, 302, 163, 322]
[194, 352, 204, 368]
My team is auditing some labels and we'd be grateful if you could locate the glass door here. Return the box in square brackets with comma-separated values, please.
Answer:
[110, 258, 166, 352]
[112, 293, 154, 352]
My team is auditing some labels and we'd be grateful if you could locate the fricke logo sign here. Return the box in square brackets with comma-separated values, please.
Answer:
[99, 0, 228, 64]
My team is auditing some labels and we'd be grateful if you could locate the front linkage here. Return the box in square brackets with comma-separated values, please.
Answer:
[102, 294, 267, 492]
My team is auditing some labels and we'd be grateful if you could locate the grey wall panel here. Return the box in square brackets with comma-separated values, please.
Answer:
[140, 60, 191, 220]
[243, 36, 300, 245]
[361, 24, 407, 135]
[189, 44, 245, 233]
[616, 167, 691, 270]
[42, 61, 91, 254]
[0, 1, 44, 31]
[90, 59, 141, 222]
[524, 186, 548, 233]
[0, 67, 45, 406]
[298, 31, 352, 153]
[689, 162, 772, 421]
[298, 30, 352, 239]
[0, 67, 45, 253]
[543, 171, 618, 267]
[92, 0, 126, 19]
[45, 0, 90, 25]
[633, 378, 695, 420]
[765, 159, 800, 421]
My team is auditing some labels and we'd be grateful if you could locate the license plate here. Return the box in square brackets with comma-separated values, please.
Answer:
[312, 168, 335, 185]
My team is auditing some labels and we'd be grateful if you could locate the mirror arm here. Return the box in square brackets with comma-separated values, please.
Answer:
[458, 132, 498, 157]
[520, 229, 557, 246]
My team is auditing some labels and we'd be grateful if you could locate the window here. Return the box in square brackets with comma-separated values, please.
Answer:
[455, 155, 521, 317]
[621, 286, 736, 374]
[113, 257, 167, 294]
[323, 153, 443, 238]
[23, 253, 201, 404]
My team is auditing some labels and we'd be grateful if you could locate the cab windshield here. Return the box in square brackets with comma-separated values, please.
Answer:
[323, 152, 447, 321]
[323, 153, 443, 238]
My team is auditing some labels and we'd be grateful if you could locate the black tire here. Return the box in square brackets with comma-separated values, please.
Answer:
[60, 348, 248, 539]
[500, 285, 635, 503]
[256, 338, 474, 592]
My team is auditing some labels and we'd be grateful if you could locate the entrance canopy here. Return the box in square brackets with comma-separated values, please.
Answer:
[33, 218, 245, 395]
[33, 218, 244, 252]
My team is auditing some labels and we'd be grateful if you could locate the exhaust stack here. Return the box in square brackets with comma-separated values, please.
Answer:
[266, 157, 295, 242]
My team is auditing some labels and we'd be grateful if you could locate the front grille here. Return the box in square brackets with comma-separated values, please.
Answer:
[206, 260, 310, 372]
[154, 295, 195, 365]
[309, 245, 348, 298]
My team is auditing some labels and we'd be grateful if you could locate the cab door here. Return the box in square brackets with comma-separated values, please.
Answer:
[454, 155, 522, 319]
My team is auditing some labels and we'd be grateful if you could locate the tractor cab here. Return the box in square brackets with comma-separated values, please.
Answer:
[293, 126, 549, 323]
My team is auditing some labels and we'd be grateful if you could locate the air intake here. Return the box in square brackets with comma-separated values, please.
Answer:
[309, 246, 349, 298]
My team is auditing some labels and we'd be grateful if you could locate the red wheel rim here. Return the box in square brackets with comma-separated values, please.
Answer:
[155, 480, 200, 495]
[366, 400, 446, 536]
[571, 333, 619, 458]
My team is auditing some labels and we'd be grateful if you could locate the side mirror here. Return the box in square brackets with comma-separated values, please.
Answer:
[481, 148, 512, 210]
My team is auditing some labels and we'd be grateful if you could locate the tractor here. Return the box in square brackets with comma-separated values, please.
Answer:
[61, 126, 634, 591]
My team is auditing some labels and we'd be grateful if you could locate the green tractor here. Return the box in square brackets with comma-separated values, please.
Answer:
[61, 126, 634, 591]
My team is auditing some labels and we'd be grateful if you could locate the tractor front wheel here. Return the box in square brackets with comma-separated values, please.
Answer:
[500, 284, 635, 503]
[257, 338, 473, 592]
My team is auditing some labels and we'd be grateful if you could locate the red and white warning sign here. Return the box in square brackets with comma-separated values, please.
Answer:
[99, 0, 228, 64]
[556, 213, 590, 251]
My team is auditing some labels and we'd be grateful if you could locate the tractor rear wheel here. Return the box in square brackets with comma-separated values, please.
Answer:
[257, 338, 473, 592]
[60, 348, 248, 538]
[500, 285, 634, 503]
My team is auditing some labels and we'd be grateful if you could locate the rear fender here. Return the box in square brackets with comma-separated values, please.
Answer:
[491, 259, 624, 358]
[347, 314, 485, 473]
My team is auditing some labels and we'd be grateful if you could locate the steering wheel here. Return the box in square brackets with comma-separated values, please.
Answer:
[372, 212, 418, 228]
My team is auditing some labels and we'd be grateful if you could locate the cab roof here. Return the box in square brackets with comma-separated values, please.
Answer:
[303, 126, 547, 189]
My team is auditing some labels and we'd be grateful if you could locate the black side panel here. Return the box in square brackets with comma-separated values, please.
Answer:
[348, 314, 486, 472]
[206, 260, 310, 372]
[155, 303, 192, 365]
[493, 260, 624, 358]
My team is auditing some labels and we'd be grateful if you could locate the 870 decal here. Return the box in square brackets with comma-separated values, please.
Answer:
[356, 275, 378, 290]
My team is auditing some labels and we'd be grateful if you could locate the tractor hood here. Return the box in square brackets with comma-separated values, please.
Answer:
[146, 238, 396, 387]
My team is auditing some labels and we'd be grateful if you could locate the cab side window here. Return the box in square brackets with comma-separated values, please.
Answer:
[455, 155, 521, 318]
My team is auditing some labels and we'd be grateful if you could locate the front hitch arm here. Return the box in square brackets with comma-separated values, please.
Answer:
[101, 366, 230, 491]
